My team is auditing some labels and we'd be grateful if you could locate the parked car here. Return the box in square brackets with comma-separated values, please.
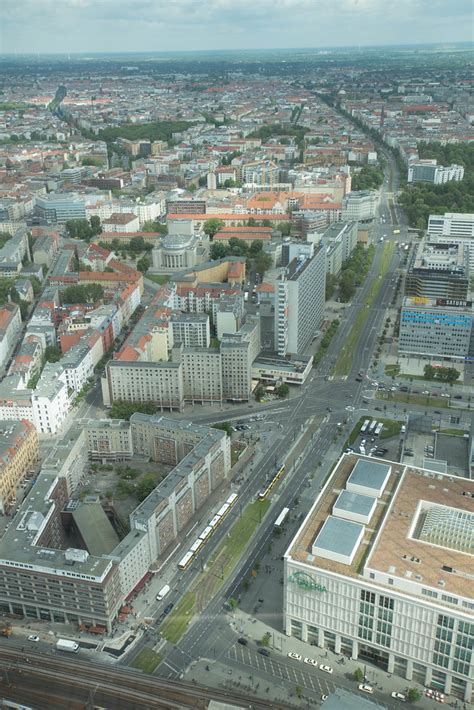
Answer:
[258, 648, 270, 657]
[27, 635, 39, 642]
[237, 637, 248, 646]
[304, 657, 318, 666]
[391, 691, 406, 701]
[288, 652, 302, 661]
[359, 684, 374, 694]
[163, 603, 174, 615]
[319, 664, 334, 674]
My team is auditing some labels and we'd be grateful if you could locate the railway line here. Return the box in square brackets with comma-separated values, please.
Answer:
[0, 646, 282, 709]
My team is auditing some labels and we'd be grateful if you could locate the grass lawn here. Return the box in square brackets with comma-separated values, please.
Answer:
[346, 416, 401, 445]
[378, 418, 402, 439]
[147, 274, 170, 285]
[375, 391, 449, 408]
[160, 591, 196, 644]
[385, 364, 400, 377]
[130, 647, 162, 673]
[161, 499, 270, 644]
[437, 428, 466, 437]
[231, 445, 241, 466]
[334, 242, 394, 377]
[214, 499, 270, 580]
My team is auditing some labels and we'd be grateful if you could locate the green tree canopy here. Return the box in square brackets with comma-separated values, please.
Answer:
[44, 345, 61, 363]
[254, 250, 272, 276]
[249, 240, 263, 255]
[136, 255, 151, 273]
[62, 283, 104, 304]
[65, 217, 103, 242]
[129, 236, 146, 252]
[203, 218, 225, 238]
[136, 473, 159, 502]
[209, 242, 228, 261]
[90, 215, 102, 236]
[108, 400, 159, 421]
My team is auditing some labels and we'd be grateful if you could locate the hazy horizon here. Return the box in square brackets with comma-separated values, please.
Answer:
[1, 0, 472, 55]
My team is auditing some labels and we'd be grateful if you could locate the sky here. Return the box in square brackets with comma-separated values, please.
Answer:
[0, 0, 472, 55]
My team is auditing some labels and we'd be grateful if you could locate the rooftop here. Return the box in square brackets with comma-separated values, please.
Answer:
[287, 454, 474, 601]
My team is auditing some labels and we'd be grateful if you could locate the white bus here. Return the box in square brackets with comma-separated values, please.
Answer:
[274, 507, 290, 530]
[374, 422, 384, 437]
[360, 419, 370, 434]
[368, 420, 377, 435]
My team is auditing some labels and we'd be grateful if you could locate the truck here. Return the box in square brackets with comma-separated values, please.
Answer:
[156, 584, 171, 602]
[56, 638, 79, 653]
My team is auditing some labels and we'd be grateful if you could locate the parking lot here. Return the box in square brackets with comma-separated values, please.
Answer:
[347, 418, 402, 463]
[227, 643, 335, 699]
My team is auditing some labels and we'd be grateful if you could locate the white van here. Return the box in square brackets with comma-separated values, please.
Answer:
[156, 584, 171, 602]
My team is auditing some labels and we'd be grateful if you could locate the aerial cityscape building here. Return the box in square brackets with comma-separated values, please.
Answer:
[0, 39, 472, 708]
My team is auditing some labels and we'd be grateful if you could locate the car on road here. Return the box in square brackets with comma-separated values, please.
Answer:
[434, 410, 441, 414]
[422, 390, 430, 395]
[359, 684, 374, 694]
[346, 406, 355, 412]
[288, 652, 302, 661]
[163, 603, 174, 615]
[375, 406, 382, 411]
[258, 648, 270, 657]
[303, 657, 318, 666]
[391, 691, 406, 701]
[237, 637, 248, 645]
[355, 376, 363, 382]
[319, 664, 333, 674]
[27, 635, 39, 642]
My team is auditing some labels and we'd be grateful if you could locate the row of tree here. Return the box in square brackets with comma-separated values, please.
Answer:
[423, 364, 460, 383]
[338, 244, 375, 302]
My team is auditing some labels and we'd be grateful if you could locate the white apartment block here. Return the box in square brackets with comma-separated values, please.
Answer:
[32, 375, 70, 435]
[342, 190, 378, 221]
[284, 246, 326, 356]
[408, 161, 465, 185]
[284, 455, 474, 703]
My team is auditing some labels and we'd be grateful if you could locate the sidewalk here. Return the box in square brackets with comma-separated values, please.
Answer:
[226, 609, 443, 709]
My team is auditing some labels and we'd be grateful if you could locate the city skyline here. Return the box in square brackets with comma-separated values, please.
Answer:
[1, 0, 473, 54]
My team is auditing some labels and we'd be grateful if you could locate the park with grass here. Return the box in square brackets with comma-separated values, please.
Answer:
[334, 242, 395, 377]
[160, 498, 270, 644]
